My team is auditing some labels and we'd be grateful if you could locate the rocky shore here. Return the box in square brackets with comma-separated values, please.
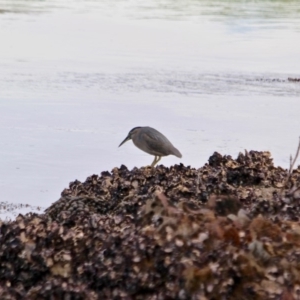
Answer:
[1, 151, 300, 299]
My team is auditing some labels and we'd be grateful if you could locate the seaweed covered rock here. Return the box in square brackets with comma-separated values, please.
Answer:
[1, 151, 300, 299]
[51, 150, 300, 221]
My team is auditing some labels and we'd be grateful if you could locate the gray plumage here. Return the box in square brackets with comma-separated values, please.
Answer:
[119, 126, 182, 167]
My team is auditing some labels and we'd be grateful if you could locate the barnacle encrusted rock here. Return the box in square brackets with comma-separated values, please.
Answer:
[1, 150, 300, 299]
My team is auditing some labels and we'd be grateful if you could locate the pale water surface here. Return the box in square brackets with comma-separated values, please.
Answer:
[0, 0, 300, 215]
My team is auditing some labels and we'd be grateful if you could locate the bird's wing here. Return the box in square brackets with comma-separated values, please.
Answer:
[140, 130, 172, 156]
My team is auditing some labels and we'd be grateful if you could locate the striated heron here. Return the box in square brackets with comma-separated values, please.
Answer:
[119, 126, 182, 167]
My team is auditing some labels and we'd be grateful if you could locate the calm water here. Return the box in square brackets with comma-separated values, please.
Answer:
[0, 0, 300, 208]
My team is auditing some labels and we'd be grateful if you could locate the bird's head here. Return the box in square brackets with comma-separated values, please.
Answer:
[119, 127, 142, 147]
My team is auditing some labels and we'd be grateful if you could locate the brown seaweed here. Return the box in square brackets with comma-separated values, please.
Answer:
[1, 150, 300, 299]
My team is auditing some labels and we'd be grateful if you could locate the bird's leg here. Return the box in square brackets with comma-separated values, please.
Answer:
[150, 156, 162, 168]
[155, 156, 161, 166]
[150, 156, 161, 168]
[151, 156, 157, 168]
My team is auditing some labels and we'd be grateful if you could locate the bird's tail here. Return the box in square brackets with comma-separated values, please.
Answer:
[173, 147, 182, 158]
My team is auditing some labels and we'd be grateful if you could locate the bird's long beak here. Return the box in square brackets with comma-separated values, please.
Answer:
[118, 135, 131, 147]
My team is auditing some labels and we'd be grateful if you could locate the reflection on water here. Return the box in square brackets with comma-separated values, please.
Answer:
[1, 70, 299, 99]
[0, 0, 300, 207]
[1, 0, 300, 23]
[1, 0, 300, 99]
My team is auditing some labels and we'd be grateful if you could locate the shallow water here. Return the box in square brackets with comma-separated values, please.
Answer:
[0, 0, 300, 211]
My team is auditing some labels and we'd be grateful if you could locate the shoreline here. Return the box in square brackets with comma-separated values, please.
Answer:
[1, 150, 300, 298]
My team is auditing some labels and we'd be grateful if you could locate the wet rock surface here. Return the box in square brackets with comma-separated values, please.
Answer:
[1, 151, 300, 299]
[288, 77, 300, 82]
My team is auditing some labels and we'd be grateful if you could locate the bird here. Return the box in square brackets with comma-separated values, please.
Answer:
[119, 126, 182, 167]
